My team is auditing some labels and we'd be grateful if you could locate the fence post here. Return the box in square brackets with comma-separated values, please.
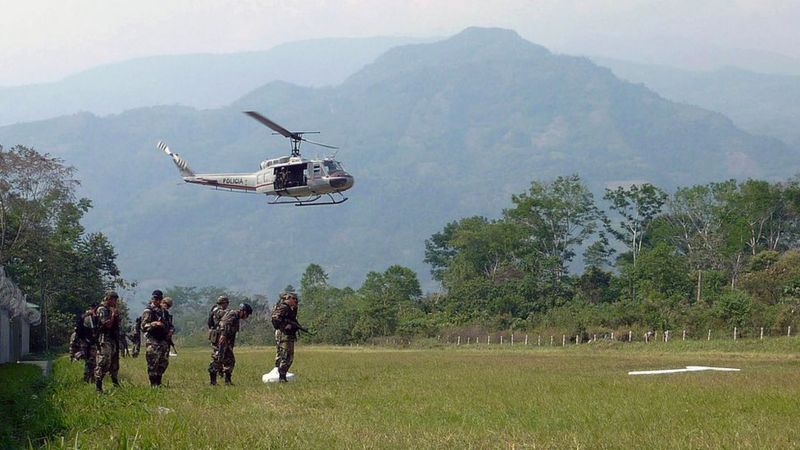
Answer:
[500, 335, 504, 345]
[488, 335, 491, 345]
[537, 335, 541, 346]
[734, 327, 737, 341]
[611, 331, 614, 341]
[550, 336, 554, 346]
[562, 335, 566, 346]
[525, 334, 529, 345]
[629, 330, 632, 342]
[760, 327, 764, 340]
[457, 336, 461, 346]
[511, 333, 514, 346]
[665, 330, 669, 342]
[683, 329, 686, 341]
[708, 329, 711, 341]
[576, 334, 580, 345]
[789, 326, 792, 337]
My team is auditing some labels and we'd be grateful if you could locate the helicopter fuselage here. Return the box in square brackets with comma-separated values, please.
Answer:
[181, 155, 354, 200]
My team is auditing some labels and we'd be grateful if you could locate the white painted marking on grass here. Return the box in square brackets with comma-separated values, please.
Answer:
[628, 366, 741, 375]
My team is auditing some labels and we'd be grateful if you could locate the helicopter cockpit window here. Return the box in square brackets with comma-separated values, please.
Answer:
[323, 160, 344, 174]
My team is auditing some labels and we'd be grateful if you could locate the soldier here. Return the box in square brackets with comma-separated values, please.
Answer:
[78, 303, 99, 383]
[207, 295, 230, 385]
[271, 292, 302, 382]
[140, 289, 173, 387]
[162, 297, 176, 355]
[216, 303, 253, 385]
[94, 292, 121, 393]
[130, 316, 142, 358]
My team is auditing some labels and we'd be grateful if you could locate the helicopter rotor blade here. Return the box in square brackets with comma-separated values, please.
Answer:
[244, 111, 298, 140]
[300, 137, 338, 149]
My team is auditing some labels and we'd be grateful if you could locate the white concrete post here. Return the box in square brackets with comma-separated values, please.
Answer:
[734, 327, 737, 341]
[760, 327, 764, 340]
[682, 330, 686, 341]
[708, 329, 712, 341]
[562, 335, 566, 346]
[628, 330, 632, 342]
[457, 336, 461, 345]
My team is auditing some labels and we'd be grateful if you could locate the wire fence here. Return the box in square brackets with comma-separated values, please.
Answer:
[424, 326, 797, 347]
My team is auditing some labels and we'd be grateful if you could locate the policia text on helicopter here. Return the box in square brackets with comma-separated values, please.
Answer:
[68, 289, 306, 391]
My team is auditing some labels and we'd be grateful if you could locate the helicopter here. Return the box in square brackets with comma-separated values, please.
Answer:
[157, 111, 354, 206]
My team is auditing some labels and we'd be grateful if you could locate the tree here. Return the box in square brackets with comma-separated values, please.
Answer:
[604, 183, 668, 269]
[0, 145, 78, 265]
[505, 174, 602, 283]
[604, 183, 667, 298]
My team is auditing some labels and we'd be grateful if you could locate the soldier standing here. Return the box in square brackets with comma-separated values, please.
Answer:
[207, 295, 229, 385]
[94, 292, 121, 393]
[217, 303, 253, 385]
[140, 290, 173, 387]
[78, 303, 99, 383]
[162, 297, 176, 355]
[271, 292, 301, 382]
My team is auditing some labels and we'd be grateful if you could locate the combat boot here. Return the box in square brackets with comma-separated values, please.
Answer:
[224, 373, 233, 386]
[95, 379, 103, 394]
[210, 372, 217, 386]
[278, 372, 288, 383]
[111, 376, 120, 388]
[149, 375, 158, 387]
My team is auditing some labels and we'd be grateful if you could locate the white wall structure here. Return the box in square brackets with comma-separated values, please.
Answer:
[0, 266, 41, 364]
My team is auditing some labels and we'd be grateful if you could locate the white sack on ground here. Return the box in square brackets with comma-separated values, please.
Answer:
[262, 366, 295, 383]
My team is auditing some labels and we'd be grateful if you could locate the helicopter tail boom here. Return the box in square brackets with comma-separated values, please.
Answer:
[158, 141, 196, 178]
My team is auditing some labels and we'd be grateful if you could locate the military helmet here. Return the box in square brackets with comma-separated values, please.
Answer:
[286, 292, 298, 301]
[239, 303, 253, 315]
[151, 289, 164, 299]
[217, 295, 229, 304]
[104, 290, 119, 300]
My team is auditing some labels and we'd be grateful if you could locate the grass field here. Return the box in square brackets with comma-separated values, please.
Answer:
[4, 339, 800, 449]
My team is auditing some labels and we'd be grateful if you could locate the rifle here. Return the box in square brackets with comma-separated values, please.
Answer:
[288, 319, 315, 336]
[168, 336, 178, 355]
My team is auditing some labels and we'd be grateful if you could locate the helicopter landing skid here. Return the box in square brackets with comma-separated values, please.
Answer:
[269, 192, 348, 207]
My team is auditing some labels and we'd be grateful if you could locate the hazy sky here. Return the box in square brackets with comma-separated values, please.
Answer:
[1, 0, 798, 86]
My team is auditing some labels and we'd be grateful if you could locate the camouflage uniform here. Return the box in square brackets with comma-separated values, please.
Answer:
[79, 309, 98, 382]
[141, 300, 172, 386]
[130, 317, 142, 358]
[94, 302, 120, 392]
[218, 309, 241, 383]
[207, 302, 228, 384]
[271, 300, 299, 380]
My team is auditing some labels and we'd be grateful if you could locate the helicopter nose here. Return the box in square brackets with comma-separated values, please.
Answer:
[330, 175, 354, 190]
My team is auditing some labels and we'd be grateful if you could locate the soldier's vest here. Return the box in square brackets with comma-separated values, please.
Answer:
[143, 305, 168, 341]
[95, 305, 120, 344]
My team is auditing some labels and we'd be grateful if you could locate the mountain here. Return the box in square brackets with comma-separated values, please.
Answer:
[0, 36, 428, 126]
[591, 57, 800, 149]
[1, 27, 797, 299]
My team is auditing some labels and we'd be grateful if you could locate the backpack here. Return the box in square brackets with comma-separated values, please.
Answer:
[207, 306, 218, 329]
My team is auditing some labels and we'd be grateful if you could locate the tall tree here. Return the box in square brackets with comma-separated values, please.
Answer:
[504, 174, 602, 283]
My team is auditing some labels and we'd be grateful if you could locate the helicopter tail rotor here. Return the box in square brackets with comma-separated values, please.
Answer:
[157, 141, 195, 178]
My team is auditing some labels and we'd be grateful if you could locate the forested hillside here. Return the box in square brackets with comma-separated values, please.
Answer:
[0, 27, 797, 302]
[594, 57, 800, 148]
